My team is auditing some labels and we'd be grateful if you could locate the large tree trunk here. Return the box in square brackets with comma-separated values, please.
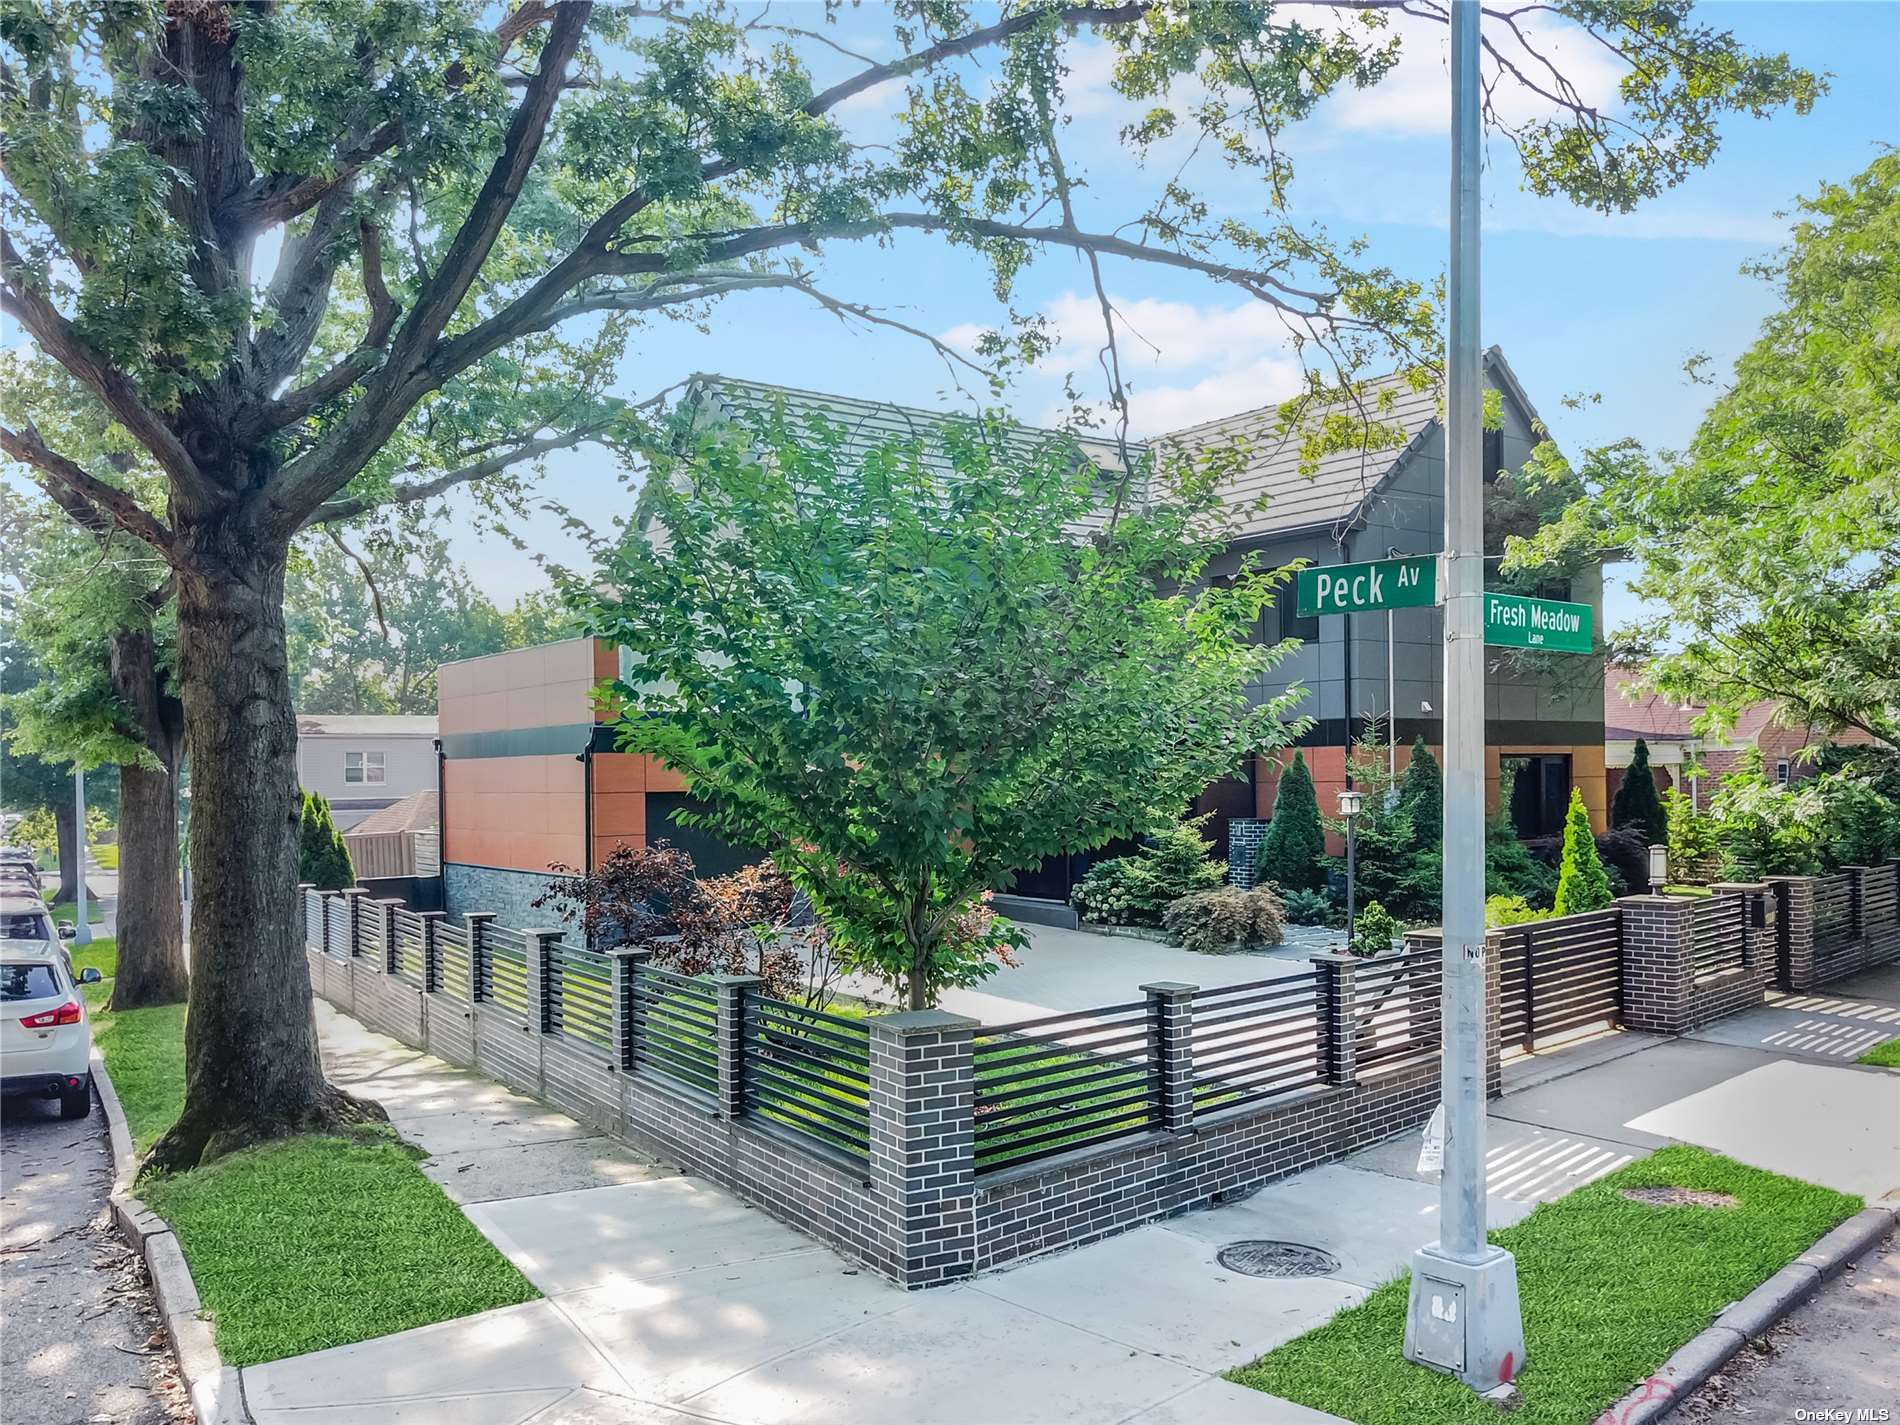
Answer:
[148, 532, 383, 1171]
[109, 625, 189, 1010]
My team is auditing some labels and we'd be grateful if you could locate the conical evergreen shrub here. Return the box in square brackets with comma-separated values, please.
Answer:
[1400, 736, 1442, 846]
[1257, 751, 1326, 891]
[1553, 787, 1613, 916]
[300, 790, 355, 890]
[1610, 737, 1668, 845]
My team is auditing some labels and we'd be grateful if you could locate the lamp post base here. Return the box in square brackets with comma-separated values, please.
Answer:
[1402, 1242, 1525, 1392]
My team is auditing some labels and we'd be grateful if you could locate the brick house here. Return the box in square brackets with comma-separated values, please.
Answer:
[438, 352, 1604, 916]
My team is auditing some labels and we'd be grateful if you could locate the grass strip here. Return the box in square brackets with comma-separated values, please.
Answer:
[79, 940, 538, 1365]
[1230, 1144, 1860, 1425]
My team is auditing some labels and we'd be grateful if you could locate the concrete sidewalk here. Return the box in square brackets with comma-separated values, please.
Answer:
[239, 983, 1900, 1425]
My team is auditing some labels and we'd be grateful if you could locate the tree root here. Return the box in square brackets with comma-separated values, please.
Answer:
[143, 1081, 389, 1175]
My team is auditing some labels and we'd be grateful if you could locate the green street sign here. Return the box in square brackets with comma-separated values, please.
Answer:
[1296, 556, 1438, 617]
[1482, 592, 1594, 653]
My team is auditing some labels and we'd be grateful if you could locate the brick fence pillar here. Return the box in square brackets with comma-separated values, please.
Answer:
[417, 911, 446, 992]
[867, 1009, 978, 1289]
[1766, 876, 1815, 991]
[526, 930, 564, 1035]
[377, 898, 403, 975]
[1142, 982, 1197, 1132]
[1617, 894, 1696, 1033]
[1310, 954, 1358, 1088]
[1483, 936, 1502, 1099]
[465, 911, 497, 1001]
[610, 948, 650, 1071]
[711, 973, 763, 1121]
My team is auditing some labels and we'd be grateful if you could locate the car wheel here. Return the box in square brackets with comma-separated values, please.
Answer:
[59, 1087, 91, 1120]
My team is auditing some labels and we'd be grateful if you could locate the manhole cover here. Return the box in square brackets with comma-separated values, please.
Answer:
[1216, 1240, 1341, 1279]
[1620, 1187, 1739, 1209]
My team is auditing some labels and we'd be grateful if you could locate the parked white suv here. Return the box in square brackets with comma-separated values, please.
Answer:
[0, 895, 102, 1120]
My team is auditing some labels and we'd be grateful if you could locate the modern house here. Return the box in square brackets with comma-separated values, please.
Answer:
[436, 353, 1605, 916]
[294, 713, 439, 830]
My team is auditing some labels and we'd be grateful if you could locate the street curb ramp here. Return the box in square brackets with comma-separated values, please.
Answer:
[93, 1048, 253, 1425]
[1593, 1196, 1899, 1425]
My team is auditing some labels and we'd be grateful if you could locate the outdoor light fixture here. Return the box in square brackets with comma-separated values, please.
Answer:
[1649, 843, 1668, 889]
[1339, 789, 1363, 953]
[1338, 791, 1364, 818]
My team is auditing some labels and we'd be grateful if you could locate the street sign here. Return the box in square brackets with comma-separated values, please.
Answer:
[1295, 556, 1437, 617]
[1482, 592, 1593, 653]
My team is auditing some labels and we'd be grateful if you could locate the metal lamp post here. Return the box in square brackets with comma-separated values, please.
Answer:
[1338, 790, 1363, 949]
[1402, 0, 1525, 1394]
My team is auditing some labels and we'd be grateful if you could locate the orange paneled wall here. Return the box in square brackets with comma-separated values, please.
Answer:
[443, 755, 586, 872]
[439, 637, 604, 736]
[590, 752, 691, 868]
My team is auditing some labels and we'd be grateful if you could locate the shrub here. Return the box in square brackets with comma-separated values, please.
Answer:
[1815, 771, 1900, 869]
[1595, 827, 1652, 897]
[1399, 737, 1442, 846]
[1662, 785, 1721, 884]
[1281, 887, 1332, 926]
[1073, 815, 1225, 926]
[1348, 900, 1401, 957]
[1485, 894, 1546, 927]
[1162, 886, 1286, 955]
[298, 791, 353, 890]
[1485, 813, 1557, 908]
[1610, 737, 1668, 844]
[1553, 788, 1614, 917]
[1257, 751, 1326, 891]
[1709, 755, 1825, 878]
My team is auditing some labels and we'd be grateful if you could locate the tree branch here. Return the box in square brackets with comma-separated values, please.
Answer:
[0, 424, 185, 564]
[255, 218, 404, 434]
[302, 428, 606, 527]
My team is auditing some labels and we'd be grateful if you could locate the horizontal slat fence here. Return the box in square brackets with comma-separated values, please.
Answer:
[391, 908, 428, 985]
[742, 996, 872, 1159]
[1353, 949, 1444, 1067]
[1689, 895, 1744, 982]
[630, 965, 719, 1096]
[550, 942, 617, 1052]
[1811, 873, 1857, 984]
[973, 1003, 1157, 1172]
[479, 924, 534, 1021]
[434, 920, 472, 999]
[1190, 971, 1324, 1111]
[1496, 908, 1622, 1051]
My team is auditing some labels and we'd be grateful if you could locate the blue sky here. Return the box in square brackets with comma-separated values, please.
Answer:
[452, 0, 1898, 632]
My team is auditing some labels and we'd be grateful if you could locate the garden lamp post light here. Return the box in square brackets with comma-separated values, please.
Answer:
[1649, 842, 1668, 892]
[1338, 789, 1363, 949]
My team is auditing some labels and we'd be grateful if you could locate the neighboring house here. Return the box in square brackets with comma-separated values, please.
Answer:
[438, 354, 1605, 918]
[294, 713, 438, 830]
[1605, 665, 1878, 808]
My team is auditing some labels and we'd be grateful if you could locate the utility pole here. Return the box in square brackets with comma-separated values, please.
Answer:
[72, 766, 92, 947]
[1403, 0, 1524, 1394]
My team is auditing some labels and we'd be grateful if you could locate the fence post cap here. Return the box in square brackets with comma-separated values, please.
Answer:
[1139, 980, 1198, 996]
[376, 896, 406, 908]
[607, 945, 652, 961]
[521, 928, 566, 942]
[706, 972, 765, 988]
[465, 910, 498, 922]
[415, 909, 447, 920]
[865, 1008, 980, 1037]
[1709, 881, 1768, 894]
[1307, 951, 1359, 967]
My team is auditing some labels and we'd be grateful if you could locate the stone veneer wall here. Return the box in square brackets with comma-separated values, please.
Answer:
[443, 862, 555, 926]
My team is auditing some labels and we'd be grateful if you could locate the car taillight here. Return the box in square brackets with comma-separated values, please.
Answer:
[19, 1001, 81, 1029]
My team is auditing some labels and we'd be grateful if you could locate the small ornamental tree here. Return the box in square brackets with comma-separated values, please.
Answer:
[1553, 788, 1614, 917]
[298, 792, 354, 891]
[1258, 752, 1326, 892]
[1611, 738, 1668, 845]
[583, 414, 1310, 1009]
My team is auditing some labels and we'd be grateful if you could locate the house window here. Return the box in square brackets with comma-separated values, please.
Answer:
[1775, 760, 1791, 786]
[345, 750, 386, 785]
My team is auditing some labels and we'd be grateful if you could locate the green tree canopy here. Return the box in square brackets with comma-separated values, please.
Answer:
[1257, 751, 1326, 893]
[583, 411, 1310, 1007]
[299, 792, 355, 891]
[1510, 154, 1898, 749]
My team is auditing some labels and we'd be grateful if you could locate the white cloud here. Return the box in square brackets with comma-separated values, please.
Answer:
[1121, 356, 1308, 434]
[1324, 8, 1627, 137]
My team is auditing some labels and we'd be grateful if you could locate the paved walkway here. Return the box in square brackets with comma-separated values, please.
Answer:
[239, 970, 1900, 1425]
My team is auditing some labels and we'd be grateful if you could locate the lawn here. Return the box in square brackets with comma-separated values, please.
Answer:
[1230, 1145, 1861, 1425]
[91, 842, 120, 870]
[1858, 1036, 1900, 1068]
[81, 941, 538, 1365]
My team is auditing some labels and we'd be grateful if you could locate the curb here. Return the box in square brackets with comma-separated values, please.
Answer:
[92, 1049, 252, 1425]
[1594, 1198, 1899, 1425]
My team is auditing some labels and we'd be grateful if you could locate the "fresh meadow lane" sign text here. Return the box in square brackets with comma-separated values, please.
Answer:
[1482, 592, 1593, 653]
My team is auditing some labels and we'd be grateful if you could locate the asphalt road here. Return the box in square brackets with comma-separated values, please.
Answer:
[1673, 1228, 1900, 1423]
[0, 1090, 185, 1425]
